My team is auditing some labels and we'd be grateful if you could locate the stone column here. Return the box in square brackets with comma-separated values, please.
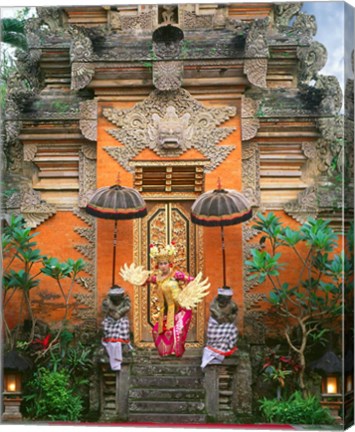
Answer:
[232, 351, 252, 416]
[203, 365, 219, 418]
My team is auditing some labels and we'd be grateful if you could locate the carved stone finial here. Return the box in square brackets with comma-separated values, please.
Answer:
[292, 12, 317, 39]
[297, 41, 327, 84]
[69, 26, 95, 90]
[244, 19, 269, 89]
[274, 3, 303, 27]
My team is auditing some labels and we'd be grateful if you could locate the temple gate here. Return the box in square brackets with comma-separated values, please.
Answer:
[3, 2, 351, 423]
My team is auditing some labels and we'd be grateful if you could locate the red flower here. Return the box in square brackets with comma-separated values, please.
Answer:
[149, 244, 155, 248]
[32, 334, 51, 350]
[169, 263, 173, 268]
[171, 241, 176, 245]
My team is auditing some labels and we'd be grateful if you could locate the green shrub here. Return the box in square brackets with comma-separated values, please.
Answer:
[22, 367, 83, 421]
[259, 391, 335, 425]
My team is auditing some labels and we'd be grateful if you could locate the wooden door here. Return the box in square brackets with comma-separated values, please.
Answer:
[133, 201, 205, 348]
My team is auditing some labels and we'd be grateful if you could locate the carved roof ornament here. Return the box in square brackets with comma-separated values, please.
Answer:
[297, 41, 327, 84]
[153, 61, 183, 90]
[315, 75, 343, 114]
[244, 19, 269, 89]
[103, 88, 236, 172]
[241, 97, 260, 142]
[162, 5, 177, 24]
[80, 100, 98, 141]
[293, 12, 317, 40]
[69, 26, 95, 91]
[36, 7, 67, 33]
[274, 3, 303, 27]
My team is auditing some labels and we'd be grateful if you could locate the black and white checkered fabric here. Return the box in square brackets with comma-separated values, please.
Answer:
[206, 317, 238, 352]
[102, 316, 130, 340]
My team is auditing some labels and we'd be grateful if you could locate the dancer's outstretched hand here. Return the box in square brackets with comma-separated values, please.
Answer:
[120, 263, 151, 286]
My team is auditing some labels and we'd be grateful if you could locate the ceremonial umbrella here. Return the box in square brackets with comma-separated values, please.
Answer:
[86, 184, 147, 286]
[191, 180, 252, 286]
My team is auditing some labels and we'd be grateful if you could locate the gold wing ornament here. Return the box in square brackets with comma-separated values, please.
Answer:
[176, 272, 210, 310]
[120, 263, 151, 286]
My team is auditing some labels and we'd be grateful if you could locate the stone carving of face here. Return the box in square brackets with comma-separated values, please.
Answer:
[148, 106, 194, 156]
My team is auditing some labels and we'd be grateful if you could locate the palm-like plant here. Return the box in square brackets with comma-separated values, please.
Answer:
[1, 17, 28, 50]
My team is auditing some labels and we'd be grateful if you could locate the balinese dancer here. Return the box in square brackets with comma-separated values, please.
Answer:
[120, 242, 210, 357]
[201, 286, 238, 368]
[101, 285, 132, 370]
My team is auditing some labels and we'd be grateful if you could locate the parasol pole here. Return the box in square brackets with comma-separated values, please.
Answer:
[112, 219, 118, 286]
[220, 225, 226, 287]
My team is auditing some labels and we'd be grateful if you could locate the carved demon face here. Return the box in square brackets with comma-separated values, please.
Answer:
[147, 106, 194, 156]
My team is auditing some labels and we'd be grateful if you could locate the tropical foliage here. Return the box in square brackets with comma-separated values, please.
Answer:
[259, 391, 334, 425]
[246, 213, 350, 395]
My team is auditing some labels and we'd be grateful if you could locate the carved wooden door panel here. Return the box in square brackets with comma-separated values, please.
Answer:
[133, 201, 205, 348]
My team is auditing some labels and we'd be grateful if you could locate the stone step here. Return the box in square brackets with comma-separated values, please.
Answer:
[130, 375, 203, 389]
[131, 363, 202, 377]
[128, 413, 207, 424]
[129, 388, 205, 402]
[129, 400, 205, 414]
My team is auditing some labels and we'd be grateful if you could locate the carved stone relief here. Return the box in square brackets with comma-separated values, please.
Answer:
[152, 61, 184, 91]
[103, 89, 236, 172]
[78, 144, 97, 208]
[241, 97, 260, 142]
[297, 41, 327, 84]
[120, 10, 155, 31]
[242, 142, 261, 207]
[73, 207, 97, 328]
[80, 100, 98, 141]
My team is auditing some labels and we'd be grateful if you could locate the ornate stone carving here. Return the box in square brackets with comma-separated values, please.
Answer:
[180, 10, 214, 30]
[120, 10, 155, 31]
[315, 75, 343, 115]
[297, 41, 327, 84]
[80, 100, 98, 141]
[69, 26, 95, 91]
[274, 3, 303, 27]
[241, 97, 260, 142]
[161, 6, 177, 24]
[6, 185, 56, 228]
[242, 142, 260, 207]
[153, 61, 184, 91]
[24, 144, 38, 162]
[152, 25, 184, 60]
[109, 11, 122, 30]
[103, 89, 236, 172]
[79, 144, 97, 208]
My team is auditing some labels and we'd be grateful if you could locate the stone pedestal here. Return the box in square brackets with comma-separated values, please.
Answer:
[2, 397, 22, 421]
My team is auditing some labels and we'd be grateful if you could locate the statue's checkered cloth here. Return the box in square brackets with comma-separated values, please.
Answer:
[102, 316, 130, 340]
[206, 317, 238, 352]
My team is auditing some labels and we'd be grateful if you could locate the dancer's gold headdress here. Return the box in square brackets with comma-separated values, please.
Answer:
[149, 243, 177, 263]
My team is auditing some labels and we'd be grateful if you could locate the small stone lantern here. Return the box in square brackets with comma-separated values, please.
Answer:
[310, 350, 342, 421]
[2, 351, 32, 422]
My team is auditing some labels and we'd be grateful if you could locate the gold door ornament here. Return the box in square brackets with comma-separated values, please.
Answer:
[133, 201, 205, 348]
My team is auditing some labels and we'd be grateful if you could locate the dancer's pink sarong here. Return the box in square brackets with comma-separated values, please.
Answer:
[152, 308, 192, 357]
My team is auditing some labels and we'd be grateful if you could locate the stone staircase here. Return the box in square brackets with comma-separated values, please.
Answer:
[100, 365, 117, 420]
[127, 351, 207, 423]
